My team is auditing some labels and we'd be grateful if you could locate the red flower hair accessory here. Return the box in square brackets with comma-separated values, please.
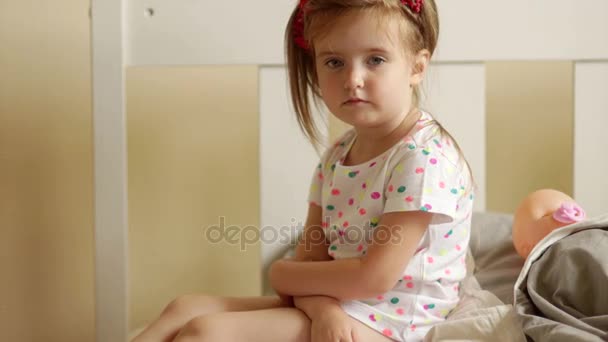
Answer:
[293, 0, 309, 50]
[401, 0, 424, 14]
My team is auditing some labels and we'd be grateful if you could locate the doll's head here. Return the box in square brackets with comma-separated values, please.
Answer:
[512, 189, 586, 259]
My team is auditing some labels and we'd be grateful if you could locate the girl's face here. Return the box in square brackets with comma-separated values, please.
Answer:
[313, 10, 421, 132]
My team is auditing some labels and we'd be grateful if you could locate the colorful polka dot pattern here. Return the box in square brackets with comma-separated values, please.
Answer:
[307, 111, 474, 341]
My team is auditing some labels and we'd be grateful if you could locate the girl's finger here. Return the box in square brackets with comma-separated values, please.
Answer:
[341, 333, 354, 342]
[351, 328, 359, 342]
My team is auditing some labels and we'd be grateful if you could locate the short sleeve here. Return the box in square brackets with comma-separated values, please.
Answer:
[383, 144, 467, 225]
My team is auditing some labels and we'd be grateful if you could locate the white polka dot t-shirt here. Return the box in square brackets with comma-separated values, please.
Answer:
[308, 111, 474, 341]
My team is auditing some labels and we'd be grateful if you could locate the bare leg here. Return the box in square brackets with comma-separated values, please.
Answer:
[172, 307, 395, 342]
[131, 294, 287, 342]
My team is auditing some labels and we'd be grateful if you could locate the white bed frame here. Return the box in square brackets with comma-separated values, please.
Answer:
[90, 0, 608, 340]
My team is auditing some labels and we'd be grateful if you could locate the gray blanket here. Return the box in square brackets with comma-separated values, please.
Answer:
[514, 214, 608, 341]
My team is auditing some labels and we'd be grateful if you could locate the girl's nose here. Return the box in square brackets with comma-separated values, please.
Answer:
[344, 66, 364, 90]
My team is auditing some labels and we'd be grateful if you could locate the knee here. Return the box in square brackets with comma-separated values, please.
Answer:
[162, 294, 217, 316]
[174, 315, 227, 342]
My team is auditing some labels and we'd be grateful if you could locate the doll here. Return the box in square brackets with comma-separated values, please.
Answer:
[512, 189, 586, 259]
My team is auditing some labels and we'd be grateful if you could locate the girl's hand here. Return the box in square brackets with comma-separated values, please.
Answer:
[310, 305, 360, 342]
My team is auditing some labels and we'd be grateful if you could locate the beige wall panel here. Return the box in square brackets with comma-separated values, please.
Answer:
[0, 0, 95, 341]
[127, 66, 261, 330]
[487, 62, 574, 213]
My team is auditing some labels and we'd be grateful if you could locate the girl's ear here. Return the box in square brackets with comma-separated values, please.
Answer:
[409, 49, 431, 86]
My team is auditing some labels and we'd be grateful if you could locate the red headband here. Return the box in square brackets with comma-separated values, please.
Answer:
[293, 0, 309, 50]
[293, 0, 424, 50]
[402, 0, 424, 14]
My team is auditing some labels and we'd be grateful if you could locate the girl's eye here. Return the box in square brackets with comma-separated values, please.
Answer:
[325, 59, 344, 68]
[368, 56, 386, 65]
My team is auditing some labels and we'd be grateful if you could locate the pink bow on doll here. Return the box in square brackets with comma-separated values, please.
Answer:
[552, 202, 586, 224]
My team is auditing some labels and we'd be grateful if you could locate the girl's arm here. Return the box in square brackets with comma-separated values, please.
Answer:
[269, 210, 432, 301]
[288, 203, 340, 319]
[293, 203, 333, 262]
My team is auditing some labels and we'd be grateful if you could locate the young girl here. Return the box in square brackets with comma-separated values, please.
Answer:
[132, 0, 474, 341]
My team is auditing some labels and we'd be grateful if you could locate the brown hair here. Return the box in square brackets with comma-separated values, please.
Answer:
[285, 0, 475, 189]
